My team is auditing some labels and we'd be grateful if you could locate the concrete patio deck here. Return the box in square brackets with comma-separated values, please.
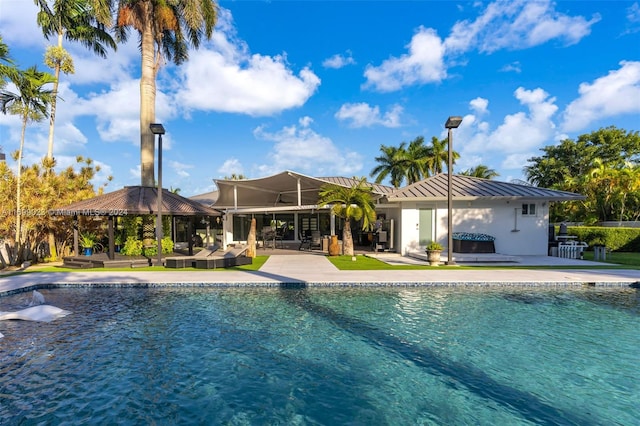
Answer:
[0, 252, 638, 296]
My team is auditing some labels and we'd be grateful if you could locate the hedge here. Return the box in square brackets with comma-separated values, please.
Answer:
[566, 226, 640, 252]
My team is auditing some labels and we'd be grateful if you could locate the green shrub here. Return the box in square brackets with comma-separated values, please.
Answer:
[162, 236, 174, 254]
[567, 226, 640, 252]
[121, 237, 143, 256]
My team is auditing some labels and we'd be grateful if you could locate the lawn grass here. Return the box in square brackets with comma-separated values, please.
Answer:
[582, 250, 640, 267]
[327, 253, 640, 271]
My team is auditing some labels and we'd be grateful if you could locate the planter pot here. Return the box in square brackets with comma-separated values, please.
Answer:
[426, 250, 441, 266]
[83, 247, 93, 256]
[329, 235, 340, 256]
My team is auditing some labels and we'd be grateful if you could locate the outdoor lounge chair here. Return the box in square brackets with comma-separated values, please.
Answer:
[194, 245, 252, 269]
[299, 230, 312, 250]
[165, 244, 220, 268]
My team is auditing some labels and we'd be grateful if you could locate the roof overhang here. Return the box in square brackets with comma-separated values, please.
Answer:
[50, 186, 221, 217]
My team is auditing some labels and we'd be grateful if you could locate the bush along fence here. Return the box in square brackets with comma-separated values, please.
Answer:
[565, 226, 640, 252]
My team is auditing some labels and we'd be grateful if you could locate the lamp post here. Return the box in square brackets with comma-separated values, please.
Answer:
[150, 123, 165, 267]
[444, 116, 462, 266]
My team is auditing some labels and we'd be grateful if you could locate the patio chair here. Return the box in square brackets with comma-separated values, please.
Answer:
[310, 231, 322, 250]
[194, 244, 252, 269]
[299, 230, 312, 250]
[165, 244, 220, 268]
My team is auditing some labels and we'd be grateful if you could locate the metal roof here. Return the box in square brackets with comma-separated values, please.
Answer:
[386, 174, 586, 201]
[211, 171, 394, 209]
[51, 186, 220, 216]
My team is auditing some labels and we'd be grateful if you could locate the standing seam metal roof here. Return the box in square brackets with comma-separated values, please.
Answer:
[386, 174, 585, 201]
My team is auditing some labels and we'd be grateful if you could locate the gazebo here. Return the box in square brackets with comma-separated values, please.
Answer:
[51, 186, 220, 265]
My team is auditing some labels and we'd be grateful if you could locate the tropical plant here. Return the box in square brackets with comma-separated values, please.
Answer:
[371, 135, 460, 188]
[525, 127, 640, 222]
[121, 236, 143, 256]
[0, 35, 19, 89]
[317, 177, 377, 256]
[370, 143, 406, 188]
[404, 136, 430, 184]
[110, 0, 218, 187]
[425, 241, 443, 251]
[79, 232, 96, 248]
[34, 0, 117, 161]
[460, 165, 499, 179]
[425, 136, 456, 175]
[0, 65, 55, 260]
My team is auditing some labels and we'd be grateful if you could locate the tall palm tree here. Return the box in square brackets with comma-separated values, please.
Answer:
[111, 0, 218, 187]
[370, 143, 407, 188]
[0, 35, 19, 88]
[0, 66, 55, 256]
[425, 136, 459, 175]
[317, 177, 377, 256]
[404, 136, 430, 184]
[460, 165, 499, 179]
[34, 0, 116, 162]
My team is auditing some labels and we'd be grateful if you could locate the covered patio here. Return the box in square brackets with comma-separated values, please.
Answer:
[50, 186, 220, 268]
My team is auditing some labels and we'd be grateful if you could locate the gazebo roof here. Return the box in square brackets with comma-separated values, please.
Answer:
[51, 186, 220, 216]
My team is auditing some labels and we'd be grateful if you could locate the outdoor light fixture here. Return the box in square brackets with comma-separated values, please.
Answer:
[150, 123, 165, 267]
[445, 116, 462, 265]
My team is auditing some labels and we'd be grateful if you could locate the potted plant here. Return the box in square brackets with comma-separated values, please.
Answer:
[114, 233, 123, 253]
[425, 241, 443, 266]
[80, 233, 96, 256]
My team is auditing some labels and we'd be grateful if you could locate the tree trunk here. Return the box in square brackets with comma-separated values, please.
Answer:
[247, 218, 256, 257]
[342, 220, 354, 256]
[46, 32, 63, 161]
[15, 117, 27, 247]
[140, 7, 157, 187]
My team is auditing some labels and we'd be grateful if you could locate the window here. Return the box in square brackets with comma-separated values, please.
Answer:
[522, 203, 536, 216]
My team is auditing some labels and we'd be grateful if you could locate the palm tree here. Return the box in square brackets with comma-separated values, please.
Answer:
[0, 66, 55, 258]
[317, 177, 377, 256]
[34, 0, 116, 162]
[111, 0, 218, 187]
[460, 165, 499, 179]
[370, 143, 407, 188]
[425, 136, 459, 175]
[404, 136, 430, 184]
[0, 35, 19, 88]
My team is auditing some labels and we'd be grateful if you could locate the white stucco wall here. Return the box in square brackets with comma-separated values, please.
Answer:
[398, 200, 550, 256]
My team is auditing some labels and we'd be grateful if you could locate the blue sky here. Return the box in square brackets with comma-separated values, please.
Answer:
[1, 0, 639, 196]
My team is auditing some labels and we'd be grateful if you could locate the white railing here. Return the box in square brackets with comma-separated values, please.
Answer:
[557, 241, 589, 259]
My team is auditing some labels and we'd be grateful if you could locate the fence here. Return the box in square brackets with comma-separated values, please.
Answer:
[557, 241, 589, 259]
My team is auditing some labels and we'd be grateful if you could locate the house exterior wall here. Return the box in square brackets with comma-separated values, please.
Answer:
[398, 200, 550, 256]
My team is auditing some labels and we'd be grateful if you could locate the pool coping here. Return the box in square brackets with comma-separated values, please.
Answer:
[1, 254, 638, 297]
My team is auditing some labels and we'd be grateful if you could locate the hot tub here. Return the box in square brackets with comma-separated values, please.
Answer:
[452, 232, 496, 253]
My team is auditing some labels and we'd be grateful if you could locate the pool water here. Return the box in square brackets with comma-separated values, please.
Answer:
[1, 286, 638, 425]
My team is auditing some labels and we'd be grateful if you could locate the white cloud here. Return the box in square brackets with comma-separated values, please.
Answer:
[500, 61, 522, 73]
[444, 0, 599, 53]
[335, 103, 403, 128]
[562, 61, 640, 132]
[217, 158, 244, 177]
[459, 87, 558, 173]
[625, 2, 640, 34]
[363, 26, 446, 92]
[175, 9, 320, 116]
[252, 118, 362, 177]
[0, 0, 42, 48]
[323, 51, 356, 69]
[469, 97, 489, 115]
[168, 160, 194, 178]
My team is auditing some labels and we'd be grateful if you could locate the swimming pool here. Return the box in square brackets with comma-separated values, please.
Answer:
[1, 286, 638, 425]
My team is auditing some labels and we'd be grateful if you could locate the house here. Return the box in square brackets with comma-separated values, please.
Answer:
[192, 171, 584, 257]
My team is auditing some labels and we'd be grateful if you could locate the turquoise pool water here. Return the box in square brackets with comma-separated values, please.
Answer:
[1, 286, 638, 425]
